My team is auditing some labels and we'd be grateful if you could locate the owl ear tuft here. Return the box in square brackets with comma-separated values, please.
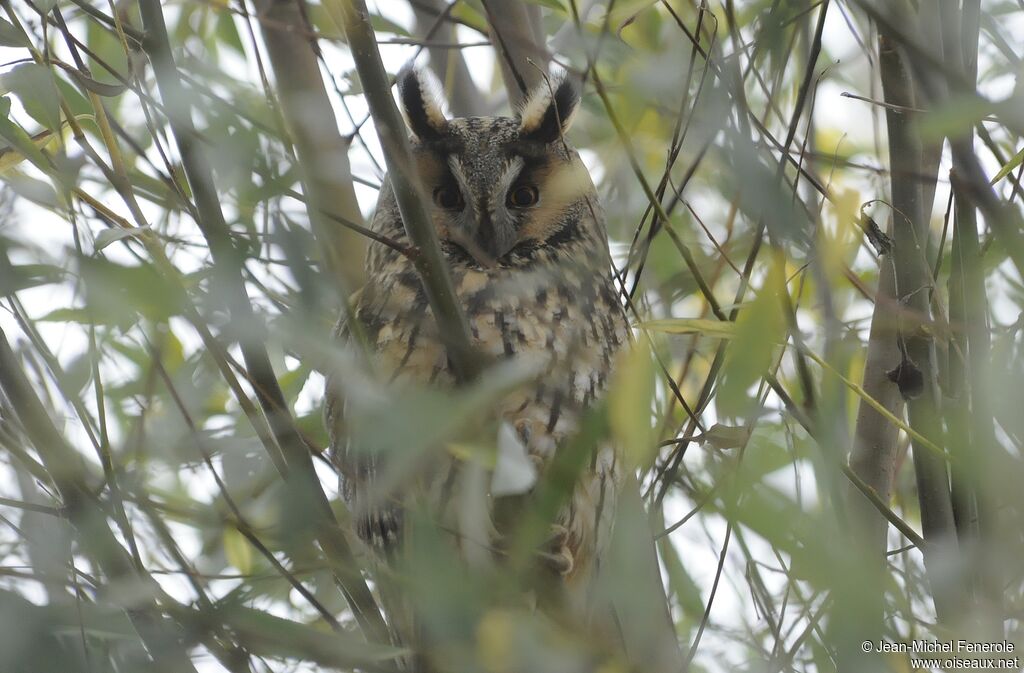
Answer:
[397, 66, 449, 140]
[518, 73, 580, 143]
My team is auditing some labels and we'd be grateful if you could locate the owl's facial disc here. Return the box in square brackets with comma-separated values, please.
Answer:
[399, 68, 591, 266]
[439, 155, 531, 266]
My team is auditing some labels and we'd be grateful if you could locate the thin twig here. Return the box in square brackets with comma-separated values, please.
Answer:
[137, 0, 388, 642]
[327, 0, 483, 383]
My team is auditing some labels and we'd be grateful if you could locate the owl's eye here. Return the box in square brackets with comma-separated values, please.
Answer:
[507, 185, 540, 208]
[433, 185, 465, 210]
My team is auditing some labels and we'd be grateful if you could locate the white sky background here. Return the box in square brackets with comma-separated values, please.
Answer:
[0, 2, 1023, 672]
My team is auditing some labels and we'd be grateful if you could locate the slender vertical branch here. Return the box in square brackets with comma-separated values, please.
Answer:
[941, 0, 1002, 628]
[480, 0, 549, 107]
[847, 0, 943, 564]
[857, 0, 1024, 280]
[327, 0, 482, 383]
[847, 261, 904, 551]
[411, 0, 486, 116]
[877, 32, 959, 622]
[136, 0, 388, 642]
[251, 0, 367, 291]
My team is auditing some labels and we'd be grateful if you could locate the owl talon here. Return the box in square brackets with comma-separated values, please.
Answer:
[539, 523, 574, 576]
[537, 549, 574, 575]
[544, 523, 569, 548]
[489, 524, 574, 576]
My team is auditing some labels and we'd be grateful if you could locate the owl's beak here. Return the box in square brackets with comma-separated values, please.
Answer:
[447, 209, 517, 267]
[474, 211, 517, 263]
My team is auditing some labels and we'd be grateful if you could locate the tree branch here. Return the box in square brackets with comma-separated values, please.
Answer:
[480, 0, 549, 107]
[411, 0, 486, 116]
[877, 30, 960, 622]
[250, 0, 367, 291]
[847, 3, 943, 560]
[847, 260, 905, 543]
[327, 0, 482, 382]
[940, 0, 1002, 629]
[0, 327, 199, 673]
[137, 0, 389, 643]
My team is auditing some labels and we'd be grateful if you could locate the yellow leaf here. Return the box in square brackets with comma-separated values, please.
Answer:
[991, 146, 1024, 185]
[446, 442, 496, 468]
[0, 127, 58, 174]
[640, 318, 738, 339]
[608, 345, 657, 468]
[477, 610, 515, 673]
[821, 188, 862, 284]
[717, 260, 788, 417]
[223, 527, 253, 575]
[0, 114, 93, 175]
[885, 652, 913, 673]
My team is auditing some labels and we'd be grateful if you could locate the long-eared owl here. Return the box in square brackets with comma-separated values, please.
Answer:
[325, 66, 628, 620]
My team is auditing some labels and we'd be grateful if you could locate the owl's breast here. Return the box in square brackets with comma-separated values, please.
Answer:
[358, 263, 626, 461]
[366, 265, 620, 369]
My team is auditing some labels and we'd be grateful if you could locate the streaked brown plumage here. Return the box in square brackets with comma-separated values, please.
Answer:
[324, 68, 627, 623]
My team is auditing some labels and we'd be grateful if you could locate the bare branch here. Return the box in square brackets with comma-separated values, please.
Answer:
[329, 0, 483, 382]
[251, 0, 367, 291]
[137, 0, 389, 642]
[481, 0, 549, 107]
[877, 31, 960, 622]
[411, 0, 486, 116]
[0, 327, 199, 673]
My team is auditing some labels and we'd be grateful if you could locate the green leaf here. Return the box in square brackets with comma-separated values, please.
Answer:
[450, 3, 488, 32]
[369, 13, 412, 37]
[278, 363, 311, 398]
[608, 345, 657, 468]
[344, 359, 543, 475]
[720, 482, 820, 570]
[67, 68, 129, 98]
[717, 261, 787, 417]
[0, 262, 65, 296]
[0, 115, 91, 178]
[1, 170, 63, 209]
[37, 307, 122, 326]
[305, 3, 344, 40]
[0, 64, 62, 135]
[525, 0, 566, 11]
[918, 93, 992, 141]
[126, 165, 185, 211]
[78, 257, 185, 327]
[699, 423, 751, 450]
[295, 410, 329, 449]
[216, 604, 406, 667]
[991, 146, 1024, 185]
[656, 521, 705, 623]
[605, 0, 659, 31]
[0, 18, 28, 47]
[640, 318, 739, 339]
[54, 73, 94, 119]
[94, 226, 150, 251]
[62, 352, 93, 394]
[0, 96, 53, 175]
[216, 9, 246, 54]
[0, 589, 135, 653]
[86, 18, 131, 91]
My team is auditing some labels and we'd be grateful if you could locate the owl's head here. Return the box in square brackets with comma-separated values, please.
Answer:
[394, 67, 604, 269]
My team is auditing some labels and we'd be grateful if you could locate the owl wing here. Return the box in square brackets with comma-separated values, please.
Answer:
[324, 299, 404, 550]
